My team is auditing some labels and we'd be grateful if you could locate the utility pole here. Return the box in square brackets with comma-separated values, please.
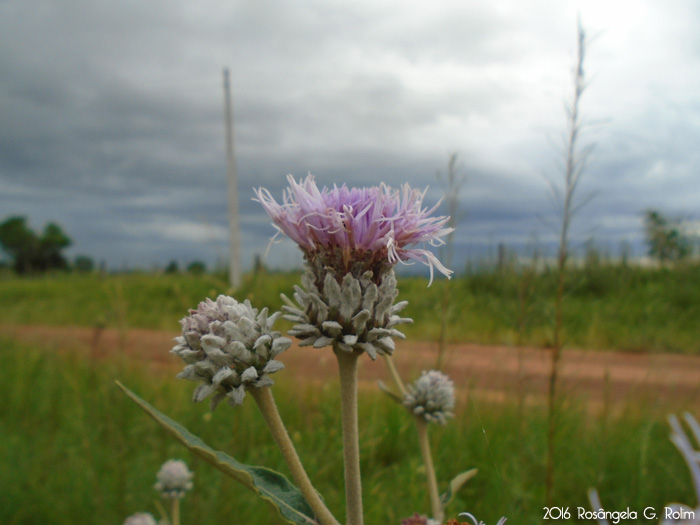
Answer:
[223, 68, 241, 288]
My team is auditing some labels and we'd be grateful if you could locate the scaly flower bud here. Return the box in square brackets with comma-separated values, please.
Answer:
[171, 295, 292, 409]
[154, 459, 194, 500]
[403, 370, 455, 425]
[283, 266, 412, 359]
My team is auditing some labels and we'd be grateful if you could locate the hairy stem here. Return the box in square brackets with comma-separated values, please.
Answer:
[171, 498, 180, 525]
[383, 353, 407, 397]
[416, 417, 443, 522]
[251, 387, 340, 525]
[334, 348, 363, 525]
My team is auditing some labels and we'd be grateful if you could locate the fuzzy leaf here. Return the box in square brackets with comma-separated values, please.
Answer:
[308, 294, 329, 324]
[256, 307, 269, 330]
[263, 360, 285, 374]
[271, 337, 293, 357]
[440, 468, 478, 510]
[351, 309, 371, 335]
[390, 300, 409, 314]
[116, 382, 318, 524]
[361, 283, 378, 316]
[321, 321, 343, 337]
[357, 342, 378, 360]
[339, 274, 362, 321]
[377, 380, 403, 404]
[254, 334, 272, 350]
[323, 273, 342, 311]
[241, 366, 259, 382]
[300, 268, 319, 295]
[313, 336, 334, 348]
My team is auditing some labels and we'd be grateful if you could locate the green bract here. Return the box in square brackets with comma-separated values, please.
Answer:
[283, 267, 411, 359]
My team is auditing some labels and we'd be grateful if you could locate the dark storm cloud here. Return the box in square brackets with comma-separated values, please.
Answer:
[1, 0, 699, 272]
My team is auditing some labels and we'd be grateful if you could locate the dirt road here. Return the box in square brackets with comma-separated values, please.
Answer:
[5, 324, 699, 410]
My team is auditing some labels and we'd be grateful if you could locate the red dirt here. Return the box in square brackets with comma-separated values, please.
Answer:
[5, 324, 700, 411]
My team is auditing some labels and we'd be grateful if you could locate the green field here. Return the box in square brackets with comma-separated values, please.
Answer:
[1, 264, 699, 523]
[2, 262, 700, 353]
[0, 338, 696, 524]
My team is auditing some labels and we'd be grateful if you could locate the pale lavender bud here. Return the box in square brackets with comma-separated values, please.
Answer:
[171, 295, 291, 409]
[154, 459, 193, 500]
[123, 513, 158, 525]
[403, 370, 455, 425]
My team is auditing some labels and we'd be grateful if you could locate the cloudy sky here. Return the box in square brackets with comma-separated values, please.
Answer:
[1, 0, 699, 273]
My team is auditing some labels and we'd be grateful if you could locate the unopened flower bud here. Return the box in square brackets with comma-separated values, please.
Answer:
[171, 296, 291, 409]
[403, 370, 455, 425]
[154, 459, 193, 500]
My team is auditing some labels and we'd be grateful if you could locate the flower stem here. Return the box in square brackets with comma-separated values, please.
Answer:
[416, 417, 443, 522]
[251, 387, 340, 525]
[171, 498, 180, 525]
[334, 348, 363, 525]
[383, 354, 407, 397]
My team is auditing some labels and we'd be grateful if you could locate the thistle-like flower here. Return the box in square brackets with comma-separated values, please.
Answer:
[403, 370, 455, 425]
[171, 295, 292, 409]
[123, 513, 158, 525]
[154, 459, 194, 500]
[256, 175, 452, 358]
[255, 174, 453, 284]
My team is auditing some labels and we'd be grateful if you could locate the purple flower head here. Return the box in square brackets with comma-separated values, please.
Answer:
[255, 174, 454, 284]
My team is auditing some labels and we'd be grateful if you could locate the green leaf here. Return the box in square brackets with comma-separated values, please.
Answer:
[440, 468, 478, 510]
[116, 381, 318, 525]
[377, 380, 403, 404]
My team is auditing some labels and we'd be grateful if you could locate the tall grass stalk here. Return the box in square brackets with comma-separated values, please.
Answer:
[546, 20, 592, 505]
[436, 152, 465, 370]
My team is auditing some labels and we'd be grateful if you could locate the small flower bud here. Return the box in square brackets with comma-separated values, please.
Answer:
[403, 370, 455, 425]
[154, 459, 193, 500]
[171, 296, 291, 409]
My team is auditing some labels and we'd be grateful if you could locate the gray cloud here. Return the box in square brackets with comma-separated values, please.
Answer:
[1, 0, 699, 273]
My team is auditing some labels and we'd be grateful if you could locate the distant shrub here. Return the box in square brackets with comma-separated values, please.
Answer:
[74, 255, 95, 273]
[186, 261, 206, 275]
